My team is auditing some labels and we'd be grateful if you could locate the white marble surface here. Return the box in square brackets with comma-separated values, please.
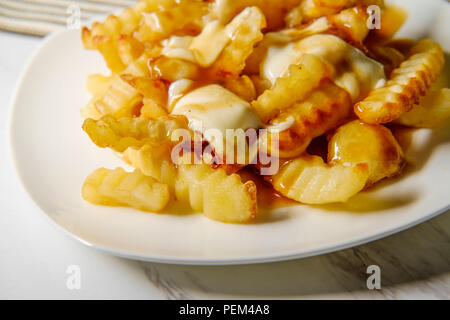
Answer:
[0, 30, 449, 300]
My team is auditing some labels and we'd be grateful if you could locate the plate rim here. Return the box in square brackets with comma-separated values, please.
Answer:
[8, 24, 450, 266]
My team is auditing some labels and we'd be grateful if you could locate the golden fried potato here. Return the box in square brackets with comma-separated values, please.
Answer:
[285, 0, 384, 27]
[328, 120, 404, 186]
[120, 75, 169, 119]
[223, 75, 257, 102]
[272, 80, 352, 158]
[395, 88, 450, 128]
[252, 54, 329, 123]
[203, 169, 257, 223]
[124, 51, 157, 78]
[207, 6, 266, 79]
[88, 55, 153, 120]
[328, 6, 370, 45]
[123, 145, 177, 187]
[82, 2, 206, 72]
[270, 154, 369, 204]
[149, 56, 201, 82]
[395, 73, 450, 128]
[82, 74, 116, 120]
[134, 0, 208, 43]
[175, 163, 209, 211]
[82, 115, 188, 152]
[82, 167, 170, 212]
[140, 98, 169, 119]
[285, 0, 336, 27]
[86, 74, 115, 96]
[249, 75, 272, 96]
[355, 39, 445, 124]
[93, 75, 143, 117]
[176, 163, 257, 223]
[81, 97, 104, 121]
[117, 35, 145, 66]
[97, 39, 127, 74]
[82, 10, 142, 73]
[209, 0, 301, 30]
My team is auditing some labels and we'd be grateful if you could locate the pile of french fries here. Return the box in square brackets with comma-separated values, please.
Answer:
[81, 0, 449, 223]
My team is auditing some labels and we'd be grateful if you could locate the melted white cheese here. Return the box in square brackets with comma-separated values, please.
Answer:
[171, 84, 263, 152]
[162, 7, 262, 68]
[262, 34, 386, 101]
[266, 116, 296, 133]
[167, 79, 195, 111]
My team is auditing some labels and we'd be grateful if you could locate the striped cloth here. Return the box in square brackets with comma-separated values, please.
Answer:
[0, 0, 136, 36]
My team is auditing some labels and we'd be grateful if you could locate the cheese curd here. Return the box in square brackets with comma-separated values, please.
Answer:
[262, 34, 386, 101]
[171, 84, 262, 153]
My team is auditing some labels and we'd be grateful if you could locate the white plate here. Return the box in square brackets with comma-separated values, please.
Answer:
[9, 0, 450, 265]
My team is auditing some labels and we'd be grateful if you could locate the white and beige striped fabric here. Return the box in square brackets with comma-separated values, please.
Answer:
[0, 0, 136, 36]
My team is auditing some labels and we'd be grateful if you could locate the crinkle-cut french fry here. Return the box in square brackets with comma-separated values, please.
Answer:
[82, 9, 142, 73]
[81, 96, 104, 120]
[89, 54, 157, 119]
[203, 169, 257, 223]
[134, 0, 208, 44]
[251, 54, 329, 123]
[207, 6, 266, 79]
[140, 98, 169, 119]
[175, 163, 257, 223]
[394, 71, 450, 128]
[328, 6, 370, 45]
[328, 120, 404, 186]
[266, 16, 330, 44]
[82, 115, 188, 152]
[244, 17, 330, 75]
[82, 74, 116, 120]
[161, 6, 266, 76]
[94, 75, 143, 118]
[82, 2, 204, 71]
[121, 75, 169, 101]
[285, 0, 384, 27]
[249, 75, 272, 96]
[208, 0, 301, 30]
[82, 15, 120, 49]
[223, 75, 257, 102]
[82, 167, 170, 212]
[285, 0, 336, 27]
[117, 35, 145, 66]
[123, 52, 156, 78]
[123, 145, 177, 187]
[355, 39, 445, 124]
[97, 39, 127, 74]
[270, 155, 369, 204]
[395, 87, 450, 128]
[272, 80, 352, 158]
[82, 2, 208, 71]
[149, 56, 201, 82]
[86, 74, 115, 96]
